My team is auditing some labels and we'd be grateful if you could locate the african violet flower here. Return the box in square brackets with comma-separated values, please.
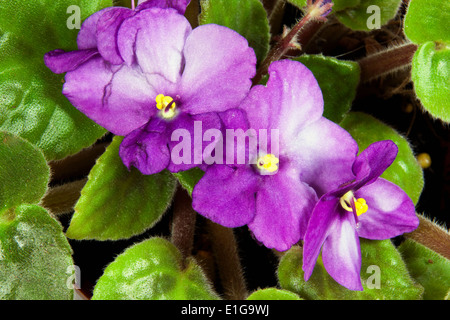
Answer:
[192, 60, 358, 251]
[45, 5, 256, 174]
[302, 140, 419, 290]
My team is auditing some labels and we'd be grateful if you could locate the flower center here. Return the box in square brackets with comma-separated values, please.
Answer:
[339, 191, 368, 216]
[156, 94, 177, 119]
[256, 154, 279, 174]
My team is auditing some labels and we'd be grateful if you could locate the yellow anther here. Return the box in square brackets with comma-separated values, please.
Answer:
[354, 198, 368, 216]
[256, 154, 279, 173]
[156, 94, 177, 119]
[339, 191, 368, 216]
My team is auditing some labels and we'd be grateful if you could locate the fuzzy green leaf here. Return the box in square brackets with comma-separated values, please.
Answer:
[411, 42, 450, 123]
[66, 136, 177, 240]
[199, 0, 270, 64]
[404, 0, 450, 44]
[0, 204, 74, 300]
[247, 288, 302, 300]
[172, 168, 205, 196]
[0, 132, 49, 213]
[340, 112, 424, 204]
[398, 239, 450, 300]
[335, 0, 402, 31]
[92, 237, 220, 300]
[294, 55, 360, 123]
[278, 239, 423, 299]
[0, 0, 112, 160]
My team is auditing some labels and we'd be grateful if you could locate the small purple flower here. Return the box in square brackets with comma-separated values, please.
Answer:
[192, 60, 358, 251]
[45, 6, 256, 174]
[302, 140, 419, 291]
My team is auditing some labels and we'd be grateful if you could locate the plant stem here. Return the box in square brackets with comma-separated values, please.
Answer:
[253, 11, 313, 85]
[40, 179, 88, 216]
[207, 221, 248, 300]
[404, 214, 450, 259]
[171, 187, 197, 269]
[358, 42, 418, 83]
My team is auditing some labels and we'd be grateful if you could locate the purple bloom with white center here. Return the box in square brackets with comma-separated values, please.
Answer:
[302, 140, 420, 291]
[44, 5, 256, 174]
[192, 60, 358, 251]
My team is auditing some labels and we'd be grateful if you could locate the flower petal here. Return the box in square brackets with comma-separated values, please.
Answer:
[248, 163, 317, 251]
[291, 117, 358, 197]
[63, 56, 156, 135]
[321, 212, 363, 291]
[192, 165, 259, 228]
[137, 0, 191, 14]
[352, 140, 399, 190]
[117, 8, 191, 84]
[77, 7, 116, 49]
[355, 178, 419, 239]
[166, 112, 222, 173]
[302, 196, 339, 281]
[180, 24, 256, 114]
[119, 118, 170, 175]
[96, 7, 135, 64]
[44, 49, 98, 74]
[241, 60, 323, 144]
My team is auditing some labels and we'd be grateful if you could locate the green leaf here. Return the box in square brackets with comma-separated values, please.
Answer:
[0, 204, 74, 300]
[294, 55, 360, 123]
[247, 288, 302, 300]
[172, 168, 205, 196]
[0, 132, 49, 213]
[334, 0, 402, 31]
[404, 0, 450, 44]
[340, 112, 424, 204]
[398, 239, 450, 300]
[278, 239, 423, 299]
[92, 237, 220, 300]
[0, 0, 112, 160]
[287, 0, 361, 12]
[199, 0, 270, 64]
[66, 136, 177, 240]
[411, 42, 450, 123]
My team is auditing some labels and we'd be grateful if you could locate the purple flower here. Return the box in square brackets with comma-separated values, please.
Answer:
[45, 6, 256, 174]
[302, 140, 419, 291]
[192, 60, 358, 251]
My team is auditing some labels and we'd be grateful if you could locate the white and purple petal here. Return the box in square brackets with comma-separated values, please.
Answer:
[179, 24, 256, 114]
[241, 60, 323, 147]
[352, 140, 399, 190]
[117, 8, 191, 84]
[355, 178, 419, 240]
[62, 56, 156, 136]
[303, 196, 339, 281]
[137, 0, 191, 14]
[321, 211, 363, 291]
[248, 162, 318, 251]
[290, 117, 358, 197]
[192, 165, 260, 228]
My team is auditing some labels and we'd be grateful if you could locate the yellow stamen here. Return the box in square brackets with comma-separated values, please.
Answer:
[156, 94, 177, 119]
[339, 191, 369, 216]
[256, 154, 279, 173]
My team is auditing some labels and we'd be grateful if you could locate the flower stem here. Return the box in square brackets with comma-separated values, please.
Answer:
[171, 187, 197, 269]
[404, 214, 450, 259]
[358, 42, 418, 83]
[253, 0, 332, 85]
[40, 179, 87, 216]
[207, 221, 248, 300]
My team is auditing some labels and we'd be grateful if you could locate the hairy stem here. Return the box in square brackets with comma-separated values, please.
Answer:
[40, 179, 87, 216]
[171, 187, 197, 269]
[207, 221, 248, 300]
[253, 11, 313, 85]
[358, 42, 418, 83]
[404, 214, 450, 259]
